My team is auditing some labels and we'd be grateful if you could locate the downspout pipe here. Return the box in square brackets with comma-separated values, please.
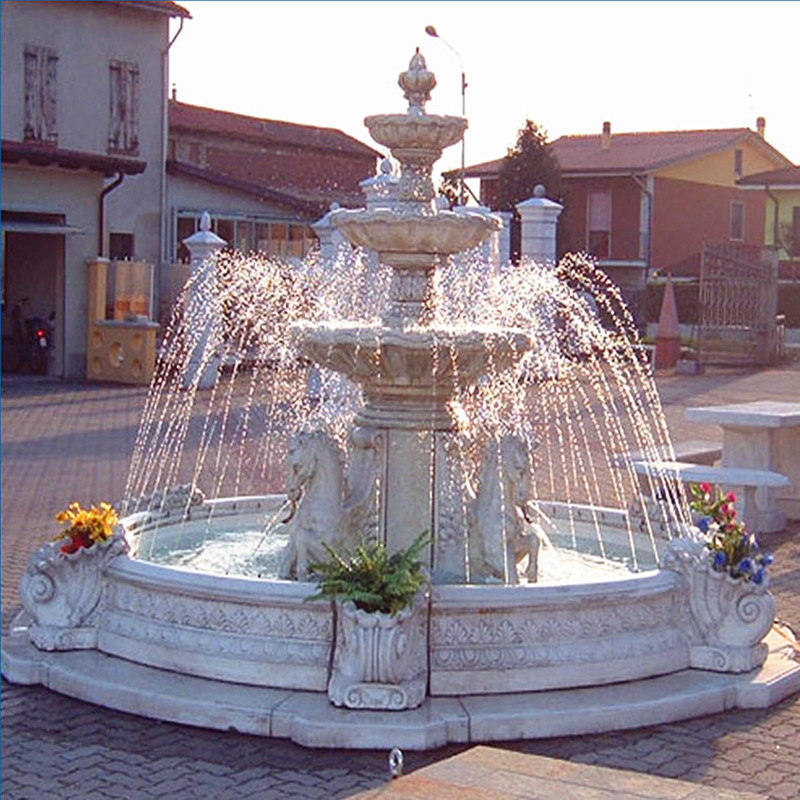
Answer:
[630, 173, 653, 275]
[98, 171, 125, 256]
[765, 184, 781, 254]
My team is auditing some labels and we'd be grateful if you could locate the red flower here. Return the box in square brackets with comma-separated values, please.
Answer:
[727, 492, 737, 503]
[700, 482, 712, 494]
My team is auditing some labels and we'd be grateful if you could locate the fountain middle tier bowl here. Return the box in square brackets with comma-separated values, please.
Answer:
[364, 113, 467, 154]
[331, 207, 502, 256]
[292, 321, 532, 393]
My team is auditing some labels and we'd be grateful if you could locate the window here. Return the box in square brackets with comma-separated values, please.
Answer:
[587, 190, 612, 258]
[215, 218, 234, 247]
[174, 213, 318, 261]
[234, 220, 252, 253]
[175, 216, 197, 263]
[791, 207, 800, 257]
[109, 233, 134, 260]
[730, 202, 745, 241]
[734, 149, 743, 178]
[108, 60, 139, 154]
[24, 45, 58, 144]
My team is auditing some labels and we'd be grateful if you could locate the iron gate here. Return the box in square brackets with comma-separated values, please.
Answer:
[698, 243, 780, 366]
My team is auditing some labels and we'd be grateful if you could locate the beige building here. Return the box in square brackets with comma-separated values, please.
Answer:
[1, 0, 190, 377]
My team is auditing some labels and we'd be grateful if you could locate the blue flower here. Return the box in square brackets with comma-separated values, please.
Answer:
[761, 553, 774, 566]
[697, 517, 710, 533]
[711, 551, 727, 570]
[752, 568, 766, 585]
[737, 557, 754, 575]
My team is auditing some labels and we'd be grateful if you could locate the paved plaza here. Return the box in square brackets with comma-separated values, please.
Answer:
[2, 363, 800, 799]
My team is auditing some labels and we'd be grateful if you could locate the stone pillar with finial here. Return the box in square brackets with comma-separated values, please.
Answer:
[312, 202, 350, 263]
[182, 212, 226, 389]
[516, 185, 563, 265]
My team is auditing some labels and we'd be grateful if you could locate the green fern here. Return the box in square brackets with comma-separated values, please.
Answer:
[307, 532, 430, 615]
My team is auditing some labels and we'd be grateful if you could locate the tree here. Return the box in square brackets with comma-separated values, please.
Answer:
[496, 119, 564, 262]
[496, 119, 563, 211]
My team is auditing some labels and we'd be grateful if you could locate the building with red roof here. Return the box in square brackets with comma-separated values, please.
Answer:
[461, 120, 794, 312]
[166, 99, 379, 265]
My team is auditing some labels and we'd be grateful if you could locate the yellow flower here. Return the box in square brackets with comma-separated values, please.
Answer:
[54, 501, 118, 550]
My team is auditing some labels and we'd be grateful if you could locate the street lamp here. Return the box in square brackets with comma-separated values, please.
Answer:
[425, 25, 467, 207]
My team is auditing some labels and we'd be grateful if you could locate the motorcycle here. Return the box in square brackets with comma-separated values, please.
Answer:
[1, 298, 54, 374]
[24, 313, 55, 374]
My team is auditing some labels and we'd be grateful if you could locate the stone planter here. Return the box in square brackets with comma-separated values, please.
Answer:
[686, 566, 775, 672]
[328, 591, 429, 710]
[661, 537, 775, 672]
[20, 530, 128, 651]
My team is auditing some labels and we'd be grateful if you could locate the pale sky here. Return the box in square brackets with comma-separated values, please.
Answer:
[169, 1, 800, 182]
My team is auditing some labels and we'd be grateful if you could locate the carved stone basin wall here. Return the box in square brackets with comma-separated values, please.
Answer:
[45, 499, 695, 695]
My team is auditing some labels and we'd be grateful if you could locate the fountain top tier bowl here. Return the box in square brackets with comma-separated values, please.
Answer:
[331, 48, 500, 262]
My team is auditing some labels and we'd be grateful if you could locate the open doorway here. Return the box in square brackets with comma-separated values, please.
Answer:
[1, 226, 63, 376]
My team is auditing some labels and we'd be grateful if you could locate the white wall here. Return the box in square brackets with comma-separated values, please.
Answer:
[1, 1, 172, 377]
[1, 2, 168, 260]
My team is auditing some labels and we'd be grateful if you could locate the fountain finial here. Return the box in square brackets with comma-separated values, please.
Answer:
[398, 48, 436, 114]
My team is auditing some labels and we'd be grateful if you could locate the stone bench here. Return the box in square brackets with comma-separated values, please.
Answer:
[630, 459, 791, 532]
[614, 439, 722, 469]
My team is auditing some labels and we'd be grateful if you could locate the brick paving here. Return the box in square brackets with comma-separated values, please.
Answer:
[2, 363, 800, 799]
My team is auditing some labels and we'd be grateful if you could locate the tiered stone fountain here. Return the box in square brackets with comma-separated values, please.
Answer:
[2, 50, 798, 749]
[291, 49, 530, 584]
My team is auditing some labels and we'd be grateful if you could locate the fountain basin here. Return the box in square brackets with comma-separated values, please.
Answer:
[10, 497, 694, 695]
[79, 561, 691, 694]
[5, 499, 799, 749]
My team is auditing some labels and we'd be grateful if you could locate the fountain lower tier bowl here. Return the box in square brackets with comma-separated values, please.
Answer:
[331, 207, 501, 255]
[292, 322, 532, 399]
[4, 495, 797, 750]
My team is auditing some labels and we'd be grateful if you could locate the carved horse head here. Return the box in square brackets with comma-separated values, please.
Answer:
[285, 430, 344, 506]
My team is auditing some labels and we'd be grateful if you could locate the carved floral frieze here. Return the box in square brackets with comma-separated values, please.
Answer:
[430, 589, 687, 672]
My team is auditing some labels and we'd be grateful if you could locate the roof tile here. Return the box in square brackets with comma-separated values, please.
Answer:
[169, 101, 378, 159]
[463, 127, 793, 178]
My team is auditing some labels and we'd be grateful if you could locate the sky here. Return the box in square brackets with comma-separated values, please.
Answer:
[168, 1, 800, 182]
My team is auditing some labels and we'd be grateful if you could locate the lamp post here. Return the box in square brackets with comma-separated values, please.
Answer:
[425, 25, 467, 207]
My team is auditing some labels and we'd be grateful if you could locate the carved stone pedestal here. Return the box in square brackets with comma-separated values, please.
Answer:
[328, 593, 429, 710]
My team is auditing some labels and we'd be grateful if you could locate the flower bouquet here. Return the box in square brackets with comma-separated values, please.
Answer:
[54, 501, 119, 555]
[689, 483, 773, 585]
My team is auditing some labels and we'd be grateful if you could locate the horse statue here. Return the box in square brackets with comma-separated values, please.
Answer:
[279, 430, 348, 581]
[279, 427, 382, 581]
[467, 434, 543, 584]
